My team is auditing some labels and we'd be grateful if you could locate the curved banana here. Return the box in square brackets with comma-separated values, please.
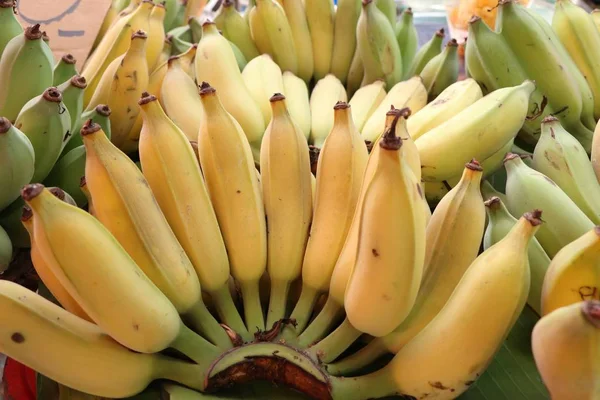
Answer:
[53, 54, 78, 86]
[147, 3, 166, 71]
[405, 28, 444, 78]
[309, 74, 348, 148]
[198, 83, 267, 333]
[282, 71, 311, 140]
[280, 0, 314, 82]
[57, 75, 87, 135]
[242, 54, 285, 125]
[62, 103, 112, 156]
[375, 0, 395, 26]
[0, 0, 22, 57]
[348, 80, 386, 132]
[396, 8, 418, 80]
[419, 39, 459, 100]
[346, 47, 364, 98]
[0, 118, 34, 212]
[91, 0, 130, 52]
[330, 0, 361, 84]
[215, 0, 260, 62]
[305, 0, 335, 80]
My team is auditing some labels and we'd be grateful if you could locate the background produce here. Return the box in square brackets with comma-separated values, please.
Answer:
[0, 0, 599, 399]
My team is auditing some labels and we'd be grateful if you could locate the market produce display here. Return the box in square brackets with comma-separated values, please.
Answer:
[0, 0, 599, 398]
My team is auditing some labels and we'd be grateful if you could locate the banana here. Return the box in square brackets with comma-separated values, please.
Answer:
[228, 39, 248, 70]
[198, 83, 267, 333]
[147, 3, 167, 70]
[532, 301, 600, 400]
[170, 26, 193, 54]
[541, 226, 600, 316]
[242, 54, 285, 126]
[0, 225, 10, 272]
[248, 0, 298, 74]
[361, 76, 427, 143]
[396, 8, 418, 80]
[79, 176, 95, 216]
[533, 116, 600, 224]
[404, 28, 444, 78]
[0, 118, 34, 212]
[423, 181, 450, 205]
[416, 81, 535, 182]
[305, 0, 335, 80]
[215, 0, 260, 61]
[593, 121, 600, 184]
[0, 24, 54, 122]
[280, 0, 314, 82]
[481, 179, 508, 203]
[14, 87, 71, 183]
[357, 0, 402, 88]
[161, 46, 204, 141]
[375, 0, 396, 27]
[504, 153, 594, 258]
[82, 120, 230, 349]
[196, 21, 265, 160]
[91, 0, 130, 52]
[419, 39, 459, 101]
[261, 94, 312, 327]
[86, 31, 149, 149]
[348, 80, 386, 132]
[330, 0, 361, 84]
[484, 196, 550, 315]
[330, 160, 484, 375]
[82, 1, 153, 107]
[282, 71, 311, 140]
[346, 48, 364, 98]
[0, 198, 31, 248]
[287, 102, 368, 335]
[309, 74, 348, 148]
[163, 0, 179, 32]
[154, 36, 172, 73]
[62, 104, 112, 156]
[44, 146, 87, 207]
[407, 78, 482, 140]
[0, 0, 22, 57]
[57, 75, 87, 136]
[53, 54, 78, 86]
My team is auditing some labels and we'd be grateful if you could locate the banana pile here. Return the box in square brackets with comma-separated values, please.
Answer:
[1, 0, 600, 398]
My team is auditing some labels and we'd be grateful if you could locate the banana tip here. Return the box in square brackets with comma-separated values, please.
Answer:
[81, 119, 101, 136]
[362, 0, 373, 5]
[132, 30, 148, 40]
[466, 159, 483, 171]
[139, 92, 157, 106]
[0, 117, 11, 134]
[0, 0, 16, 9]
[270, 93, 286, 102]
[61, 54, 76, 64]
[96, 104, 111, 117]
[484, 196, 501, 208]
[20, 206, 32, 222]
[202, 19, 216, 27]
[503, 152, 520, 163]
[469, 15, 482, 24]
[436, 28, 445, 37]
[582, 301, 600, 328]
[333, 101, 350, 110]
[21, 184, 44, 202]
[541, 115, 559, 124]
[380, 114, 403, 151]
[524, 209, 543, 227]
[71, 75, 88, 89]
[43, 87, 63, 103]
[79, 176, 87, 188]
[25, 24, 43, 40]
[199, 82, 216, 96]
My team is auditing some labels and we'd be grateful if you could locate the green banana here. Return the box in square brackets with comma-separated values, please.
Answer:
[44, 146, 87, 207]
[375, 0, 396, 27]
[0, 24, 54, 122]
[484, 196, 550, 315]
[405, 28, 444, 78]
[504, 153, 594, 258]
[346, 48, 364, 98]
[0, 118, 34, 212]
[357, 0, 402, 88]
[0, 0, 22, 57]
[0, 224, 11, 272]
[163, 0, 179, 31]
[168, 25, 193, 46]
[214, 0, 260, 62]
[170, 32, 193, 55]
[481, 179, 508, 204]
[53, 54, 78, 86]
[57, 75, 87, 136]
[14, 87, 71, 183]
[396, 8, 418, 80]
[229, 39, 248, 70]
[419, 39, 459, 100]
[329, 0, 360, 85]
[189, 16, 203, 43]
[62, 104, 112, 155]
[0, 198, 30, 248]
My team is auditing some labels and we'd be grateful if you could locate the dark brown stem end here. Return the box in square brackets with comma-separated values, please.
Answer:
[81, 119, 101, 136]
[582, 300, 600, 329]
[0, 117, 11, 134]
[503, 152, 520, 163]
[79, 176, 87, 188]
[270, 93, 286, 102]
[20, 206, 32, 222]
[61, 54, 76, 65]
[542, 115, 559, 124]
[21, 184, 45, 202]
[48, 187, 66, 201]
[199, 81, 216, 96]
[43, 88, 63, 103]
[71, 75, 88, 89]
[524, 209, 543, 227]
[484, 196, 501, 209]
[466, 159, 483, 171]
[139, 92, 158, 106]
[96, 104, 111, 117]
[25, 24, 43, 40]
[379, 114, 402, 151]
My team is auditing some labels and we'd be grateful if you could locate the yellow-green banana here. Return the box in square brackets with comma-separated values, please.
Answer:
[348, 80, 386, 132]
[330, 0, 361, 84]
[346, 48, 364, 97]
[242, 54, 285, 126]
[0, 118, 34, 211]
[44, 145, 87, 207]
[146, 3, 166, 70]
[282, 71, 311, 140]
[305, 0, 335, 80]
[396, 8, 418, 80]
[404, 28, 444, 78]
[309, 74, 348, 148]
[280, 0, 314, 82]
[57, 75, 87, 136]
[419, 39, 459, 100]
[53, 54, 78, 87]
[0, 0, 22, 57]
[215, 0, 260, 61]
[0, 225, 10, 272]
[62, 104, 112, 156]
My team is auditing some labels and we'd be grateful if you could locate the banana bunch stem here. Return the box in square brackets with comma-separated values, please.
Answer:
[306, 318, 362, 364]
[210, 285, 250, 339]
[183, 301, 233, 350]
[297, 299, 344, 347]
[266, 280, 291, 328]
[240, 280, 265, 333]
[170, 323, 222, 370]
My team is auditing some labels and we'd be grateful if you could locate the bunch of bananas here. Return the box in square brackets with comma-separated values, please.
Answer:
[1, 0, 600, 398]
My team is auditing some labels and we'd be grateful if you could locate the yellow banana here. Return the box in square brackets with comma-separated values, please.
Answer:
[242, 54, 285, 126]
[282, 71, 311, 140]
[147, 3, 166, 71]
[305, 0, 335, 80]
[79, 176, 95, 217]
[153, 36, 172, 73]
[330, 0, 361, 84]
[346, 46, 365, 97]
[309, 74, 348, 148]
[348, 80, 386, 132]
[198, 83, 267, 333]
[361, 76, 427, 142]
[280, 0, 314, 82]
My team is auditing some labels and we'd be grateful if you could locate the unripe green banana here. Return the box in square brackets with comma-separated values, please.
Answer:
[214, 0, 260, 62]
[330, 0, 361, 84]
[0, 0, 22, 57]
[228, 39, 248, 70]
[0, 118, 34, 212]
[0, 224, 11, 272]
[62, 104, 112, 155]
[57, 75, 87, 136]
[0, 198, 30, 248]
[53, 54, 78, 87]
[280, 0, 314, 82]
[0, 25, 54, 121]
[309, 74, 348, 148]
[357, 0, 402, 88]
[375, 0, 396, 27]
[419, 39, 459, 101]
[163, 0, 179, 31]
[396, 8, 418, 80]
[484, 196, 550, 315]
[189, 16, 203, 43]
[242, 54, 284, 126]
[44, 146, 87, 207]
[504, 153, 594, 258]
[405, 28, 444, 78]
[282, 71, 311, 140]
[346, 49, 364, 97]
[305, 0, 335, 81]
[15, 87, 71, 183]
[533, 116, 600, 225]
[168, 25, 193, 53]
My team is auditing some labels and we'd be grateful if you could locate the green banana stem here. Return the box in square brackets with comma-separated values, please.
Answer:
[209, 285, 250, 341]
[330, 367, 396, 400]
[183, 300, 233, 350]
[326, 339, 389, 376]
[240, 280, 265, 333]
[154, 354, 205, 391]
[297, 298, 344, 348]
[282, 285, 320, 339]
[306, 318, 362, 364]
[170, 322, 222, 368]
[266, 279, 291, 330]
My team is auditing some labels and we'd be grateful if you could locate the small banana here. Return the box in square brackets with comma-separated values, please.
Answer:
[153, 36, 172, 73]
[0, 118, 34, 212]
[62, 104, 112, 156]
[0, 24, 54, 121]
[404, 28, 444, 78]
[215, 0, 260, 62]
[361, 76, 427, 143]
[91, 0, 131, 52]
[147, 3, 166, 70]
[481, 179, 508, 203]
[484, 196, 550, 315]
[593, 121, 600, 184]
[346, 48, 364, 98]
[305, 0, 335, 80]
[396, 8, 418, 80]
[504, 152, 594, 258]
[280, 0, 314, 82]
[53, 54, 78, 87]
[0, 0, 22, 57]
[407, 78, 482, 140]
[532, 301, 600, 400]
[0, 198, 31, 249]
[330, 0, 361, 84]
[57, 75, 87, 136]
[348, 80, 386, 132]
[282, 71, 311, 140]
[15, 87, 71, 183]
[0, 225, 10, 272]
[419, 39, 459, 100]
[242, 54, 285, 126]
[44, 145, 87, 207]
[375, 0, 396, 26]
[309, 74, 348, 148]
[163, 0, 180, 32]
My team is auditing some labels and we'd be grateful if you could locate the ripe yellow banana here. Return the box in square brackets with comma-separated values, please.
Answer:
[407, 78, 482, 140]
[348, 80, 386, 132]
[146, 3, 166, 71]
[86, 31, 149, 149]
[305, 0, 335, 80]
[280, 0, 314, 82]
[196, 21, 265, 160]
[198, 83, 267, 333]
[532, 301, 600, 400]
[361, 76, 427, 142]
[541, 226, 600, 316]
[79, 176, 95, 216]
[417, 81, 535, 182]
[261, 94, 312, 327]
[82, 120, 230, 349]
[242, 54, 285, 126]
[330, 0, 361, 84]
[282, 71, 311, 140]
[309, 74, 348, 148]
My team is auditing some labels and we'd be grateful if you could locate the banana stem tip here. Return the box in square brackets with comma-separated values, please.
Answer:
[523, 210, 543, 226]
[0, 117, 11, 134]
[81, 119, 101, 136]
[582, 301, 600, 328]
[21, 184, 45, 202]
